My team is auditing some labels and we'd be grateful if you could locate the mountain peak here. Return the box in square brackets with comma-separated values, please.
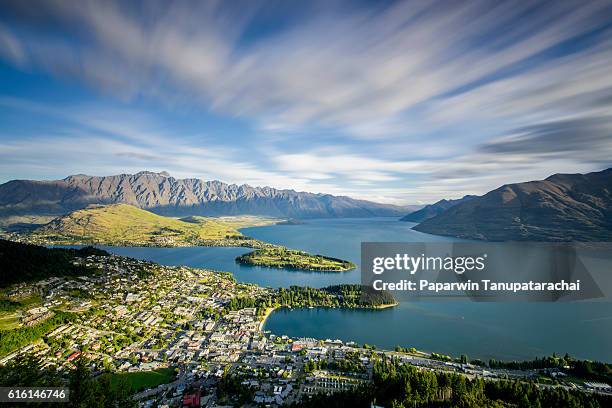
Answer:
[0, 171, 407, 220]
[400, 195, 477, 223]
[413, 167, 612, 241]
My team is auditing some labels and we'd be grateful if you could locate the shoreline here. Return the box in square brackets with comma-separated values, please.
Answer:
[236, 260, 355, 273]
[259, 302, 399, 332]
[12, 238, 267, 249]
[259, 306, 280, 331]
[371, 301, 399, 309]
[37, 239, 357, 273]
[259, 306, 280, 333]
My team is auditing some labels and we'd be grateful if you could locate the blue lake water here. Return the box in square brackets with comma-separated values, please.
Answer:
[102, 217, 458, 288]
[99, 217, 612, 362]
[264, 302, 612, 362]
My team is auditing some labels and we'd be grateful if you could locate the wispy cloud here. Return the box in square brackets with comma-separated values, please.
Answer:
[3, 1, 611, 127]
[480, 117, 612, 158]
[0, 0, 612, 203]
[0, 97, 363, 198]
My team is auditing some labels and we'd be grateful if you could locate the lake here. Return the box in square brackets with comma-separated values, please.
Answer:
[264, 302, 612, 362]
[102, 217, 458, 288]
[100, 217, 612, 362]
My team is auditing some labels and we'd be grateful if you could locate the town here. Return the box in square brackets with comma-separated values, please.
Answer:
[1, 253, 610, 407]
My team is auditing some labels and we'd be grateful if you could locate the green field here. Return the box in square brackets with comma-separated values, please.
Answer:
[0, 313, 20, 330]
[0, 293, 42, 329]
[109, 368, 176, 392]
[0, 312, 76, 356]
[236, 247, 356, 271]
[28, 204, 250, 246]
[0, 293, 41, 312]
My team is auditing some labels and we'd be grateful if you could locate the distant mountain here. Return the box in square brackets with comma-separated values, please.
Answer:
[0, 171, 409, 220]
[413, 168, 612, 241]
[400, 195, 477, 223]
[29, 203, 243, 245]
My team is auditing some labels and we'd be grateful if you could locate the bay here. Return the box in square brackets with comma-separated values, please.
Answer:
[98, 217, 612, 362]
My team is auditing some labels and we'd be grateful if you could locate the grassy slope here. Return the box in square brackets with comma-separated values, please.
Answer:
[30, 204, 243, 245]
[0, 314, 20, 330]
[24, 205, 358, 270]
[0, 293, 42, 330]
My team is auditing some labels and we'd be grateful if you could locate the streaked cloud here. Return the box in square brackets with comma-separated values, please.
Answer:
[0, 0, 611, 203]
[480, 117, 612, 158]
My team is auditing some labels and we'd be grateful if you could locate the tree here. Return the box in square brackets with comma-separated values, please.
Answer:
[68, 358, 100, 408]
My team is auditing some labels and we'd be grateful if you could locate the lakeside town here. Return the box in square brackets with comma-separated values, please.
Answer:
[1, 252, 611, 407]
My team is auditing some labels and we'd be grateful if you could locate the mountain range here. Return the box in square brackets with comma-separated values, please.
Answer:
[400, 195, 477, 223]
[413, 168, 612, 241]
[0, 171, 412, 221]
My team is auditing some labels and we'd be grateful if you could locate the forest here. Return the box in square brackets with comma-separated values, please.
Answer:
[0, 239, 109, 287]
[0, 354, 136, 407]
[487, 354, 612, 383]
[293, 356, 612, 408]
[226, 284, 396, 314]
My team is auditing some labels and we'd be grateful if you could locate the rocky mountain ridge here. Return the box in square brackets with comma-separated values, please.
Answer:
[0, 171, 409, 219]
[400, 195, 477, 223]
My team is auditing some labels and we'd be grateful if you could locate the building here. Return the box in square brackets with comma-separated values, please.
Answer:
[182, 392, 200, 407]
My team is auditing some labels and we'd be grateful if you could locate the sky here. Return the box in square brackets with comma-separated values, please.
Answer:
[1, 0, 612, 204]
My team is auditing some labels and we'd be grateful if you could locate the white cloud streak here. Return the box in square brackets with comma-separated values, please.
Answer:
[1, 0, 612, 203]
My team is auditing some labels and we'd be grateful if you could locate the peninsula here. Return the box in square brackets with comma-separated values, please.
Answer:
[17, 203, 272, 248]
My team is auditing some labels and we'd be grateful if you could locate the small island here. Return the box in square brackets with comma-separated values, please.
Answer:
[236, 247, 355, 272]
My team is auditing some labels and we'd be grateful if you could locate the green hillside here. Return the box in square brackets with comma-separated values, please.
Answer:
[19, 205, 359, 269]
[28, 204, 249, 246]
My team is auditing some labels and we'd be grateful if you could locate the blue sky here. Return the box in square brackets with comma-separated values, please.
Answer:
[1, 0, 612, 204]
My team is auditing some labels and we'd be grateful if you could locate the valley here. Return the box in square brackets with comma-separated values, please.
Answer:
[2, 169, 612, 406]
[0, 240, 609, 407]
